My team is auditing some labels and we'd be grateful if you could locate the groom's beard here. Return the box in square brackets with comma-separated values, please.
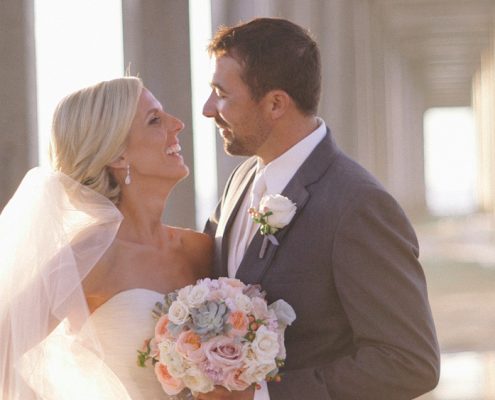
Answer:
[215, 116, 270, 157]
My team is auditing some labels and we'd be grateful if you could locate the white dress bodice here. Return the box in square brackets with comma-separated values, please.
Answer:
[87, 288, 188, 400]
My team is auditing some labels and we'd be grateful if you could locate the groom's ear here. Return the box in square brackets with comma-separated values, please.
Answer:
[264, 90, 290, 120]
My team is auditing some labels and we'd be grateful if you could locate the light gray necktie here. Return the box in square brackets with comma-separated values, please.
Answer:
[249, 171, 267, 211]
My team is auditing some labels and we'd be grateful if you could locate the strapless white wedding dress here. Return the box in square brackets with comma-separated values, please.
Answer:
[88, 288, 189, 400]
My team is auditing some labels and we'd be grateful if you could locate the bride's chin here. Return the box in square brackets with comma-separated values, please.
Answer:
[162, 166, 190, 183]
[173, 163, 190, 178]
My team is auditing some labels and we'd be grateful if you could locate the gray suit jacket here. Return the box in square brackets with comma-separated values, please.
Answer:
[205, 130, 440, 399]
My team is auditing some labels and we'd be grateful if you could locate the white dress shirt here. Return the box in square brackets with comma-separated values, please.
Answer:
[226, 118, 327, 400]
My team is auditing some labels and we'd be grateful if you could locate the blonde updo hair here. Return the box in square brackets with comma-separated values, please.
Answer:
[50, 77, 144, 204]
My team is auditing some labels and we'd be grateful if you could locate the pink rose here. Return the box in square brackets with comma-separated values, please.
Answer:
[243, 284, 265, 300]
[218, 277, 245, 289]
[251, 297, 270, 320]
[175, 330, 205, 363]
[154, 362, 185, 395]
[218, 278, 245, 299]
[209, 286, 243, 302]
[200, 359, 228, 385]
[203, 336, 247, 370]
[155, 315, 171, 342]
[202, 278, 221, 290]
[207, 289, 224, 302]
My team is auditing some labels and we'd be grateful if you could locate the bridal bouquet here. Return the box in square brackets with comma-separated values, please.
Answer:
[138, 277, 296, 396]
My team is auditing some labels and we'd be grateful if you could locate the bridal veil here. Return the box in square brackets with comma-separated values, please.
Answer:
[0, 167, 131, 399]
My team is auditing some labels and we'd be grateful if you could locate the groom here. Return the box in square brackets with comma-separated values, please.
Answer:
[203, 18, 440, 400]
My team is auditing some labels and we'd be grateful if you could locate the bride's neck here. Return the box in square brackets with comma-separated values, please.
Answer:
[117, 187, 170, 246]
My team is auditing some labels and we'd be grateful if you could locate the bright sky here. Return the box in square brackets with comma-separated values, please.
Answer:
[424, 107, 477, 215]
[34, 0, 124, 166]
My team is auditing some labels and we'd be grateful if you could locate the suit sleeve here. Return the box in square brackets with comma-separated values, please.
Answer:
[204, 199, 220, 239]
[268, 187, 440, 400]
[203, 186, 225, 280]
[203, 162, 248, 279]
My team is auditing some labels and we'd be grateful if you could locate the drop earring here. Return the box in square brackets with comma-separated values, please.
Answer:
[124, 164, 131, 185]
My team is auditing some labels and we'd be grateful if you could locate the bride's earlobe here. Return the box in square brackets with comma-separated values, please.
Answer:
[108, 155, 128, 169]
[107, 156, 130, 185]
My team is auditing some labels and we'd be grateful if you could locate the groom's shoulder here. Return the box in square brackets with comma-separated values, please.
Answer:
[234, 156, 257, 175]
[311, 139, 384, 194]
[309, 129, 384, 192]
[228, 156, 257, 183]
[219, 157, 257, 199]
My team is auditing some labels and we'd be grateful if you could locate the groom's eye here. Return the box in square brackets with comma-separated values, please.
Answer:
[215, 88, 226, 99]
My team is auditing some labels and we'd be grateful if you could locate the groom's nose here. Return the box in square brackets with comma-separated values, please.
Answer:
[202, 91, 216, 118]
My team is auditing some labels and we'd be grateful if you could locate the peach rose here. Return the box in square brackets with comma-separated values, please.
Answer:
[176, 330, 205, 363]
[154, 362, 185, 395]
[228, 311, 249, 336]
[155, 315, 171, 342]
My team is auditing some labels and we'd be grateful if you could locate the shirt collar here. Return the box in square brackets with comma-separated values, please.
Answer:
[256, 118, 326, 195]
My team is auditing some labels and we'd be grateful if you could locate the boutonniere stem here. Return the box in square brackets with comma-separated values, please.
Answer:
[259, 235, 280, 258]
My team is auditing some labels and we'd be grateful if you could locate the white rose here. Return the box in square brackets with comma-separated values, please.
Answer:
[251, 297, 269, 320]
[234, 293, 253, 314]
[177, 285, 193, 303]
[259, 195, 296, 229]
[158, 339, 174, 362]
[276, 331, 287, 359]
[186, 284, 209, 308]
[250, 325, 280, 363]
[182, 366, 214, 393]
[160, 343, 188, 378]
[241, 359, 277, 383]
[268, 299, 296, 327]
[168, 300, 190, 325]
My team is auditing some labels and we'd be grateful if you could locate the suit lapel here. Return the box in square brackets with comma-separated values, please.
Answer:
[236, 131, 340, 284]
[217, 160, 257, 277]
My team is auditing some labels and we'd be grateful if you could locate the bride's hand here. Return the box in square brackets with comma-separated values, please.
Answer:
[195, 385, 255, 400]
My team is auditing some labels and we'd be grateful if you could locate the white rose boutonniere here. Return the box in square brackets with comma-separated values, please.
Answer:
[249, 194, 296, 258]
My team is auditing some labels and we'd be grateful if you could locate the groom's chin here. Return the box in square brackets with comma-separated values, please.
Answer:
[224, 142, 252, 157]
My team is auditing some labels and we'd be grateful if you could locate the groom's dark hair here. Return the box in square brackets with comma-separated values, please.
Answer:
[208, 17, 321, 115]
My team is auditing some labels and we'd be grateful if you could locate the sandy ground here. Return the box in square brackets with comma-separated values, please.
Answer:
[413, 214, 495, 399]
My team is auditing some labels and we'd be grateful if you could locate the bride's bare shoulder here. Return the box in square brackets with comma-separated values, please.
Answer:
[170, 227, 213, 277]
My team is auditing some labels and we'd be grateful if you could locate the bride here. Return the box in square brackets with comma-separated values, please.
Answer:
[0, 77, 212, 399]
